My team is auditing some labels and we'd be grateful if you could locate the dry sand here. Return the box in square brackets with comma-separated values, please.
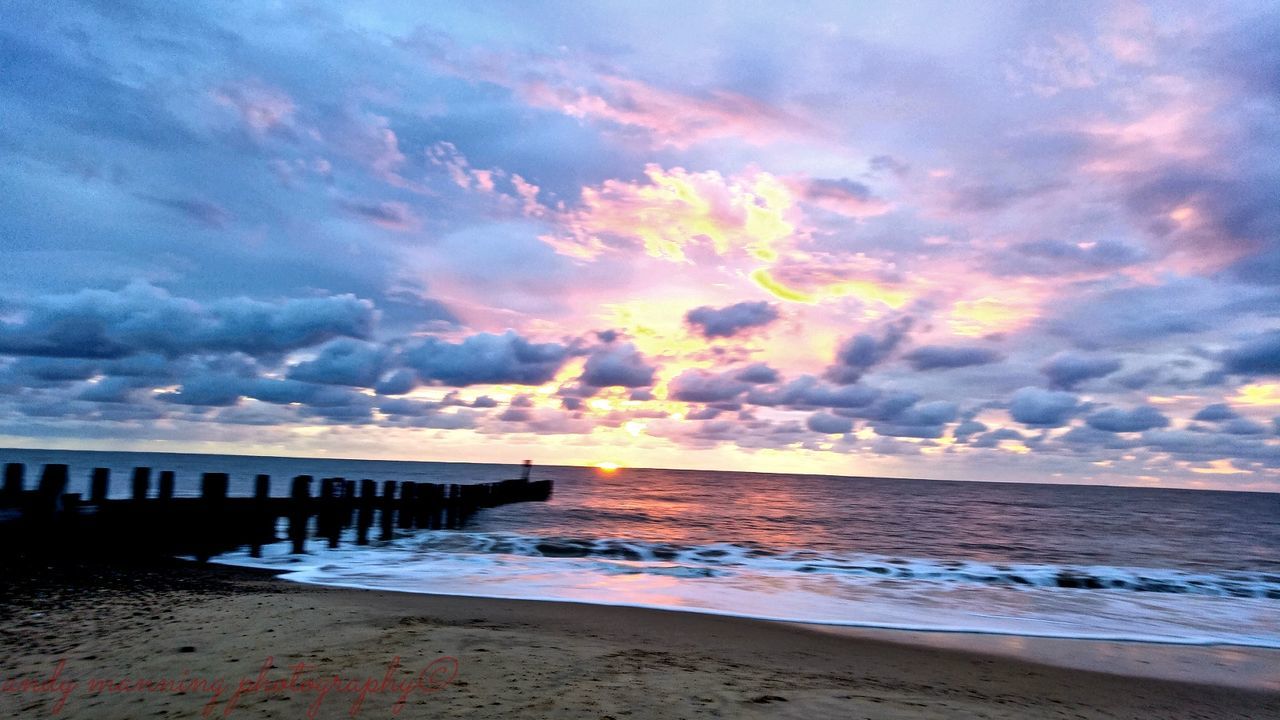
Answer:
[1, 561, 1276, 719]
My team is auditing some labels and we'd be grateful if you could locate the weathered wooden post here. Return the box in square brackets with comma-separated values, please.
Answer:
[37, 464, 69, 513]
[445, 483, 461, 528]
[356, 479, 376, 545]
[289, 475, 312, 554]
[427, 483, 443, 529]
[397, 481, 417, 529]
[319, 477, 340, 549]
[342, 479, 357, 527]
[90, 468, 110, 504]
[250, 474, 271, 558]
[196, 472, 230, 561]
[380, 480, 397, 540]
[3, 462, 25, 506]
[157, 471, 175, 502]
[131, 467, 151, 502]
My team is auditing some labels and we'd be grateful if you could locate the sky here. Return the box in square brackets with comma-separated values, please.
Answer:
[2, 1, 1279, 491]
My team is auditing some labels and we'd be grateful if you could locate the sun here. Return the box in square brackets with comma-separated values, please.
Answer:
[595, 461, 621, 473]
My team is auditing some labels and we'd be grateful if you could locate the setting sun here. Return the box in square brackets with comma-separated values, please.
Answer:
[595, 462, 621, 473]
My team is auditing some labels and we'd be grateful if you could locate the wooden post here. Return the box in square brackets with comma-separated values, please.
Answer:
[319, 478, 340, 549]
[251, 474, 271, 558]
[342, 479, 357, 527]
[427, 483, 443, 529]
[37, 464, 69, 515]
[289, 475, 312, 554]
[380, 480, 397, 540]
[131, 467, 151, 502]
[521, 459, 532, 481]
[196, 472, 230, 561]
[397, 482, 417, 529]
[90, 468, 110, 504]
[356, 479, 376, 545]
[3, 462, 25, 506]
[445, 483, 460, 528]
[157, 471, 175, 502]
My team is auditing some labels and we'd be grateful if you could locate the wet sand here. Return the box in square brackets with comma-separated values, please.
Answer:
[1, 560, 1276, 719]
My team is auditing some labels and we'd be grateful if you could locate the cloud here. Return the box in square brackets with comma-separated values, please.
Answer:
[549, 165, 797, 262]
[338, 199, 421, 232]
[1009, 387, 1079, 427]
[1221, 330, 1280, 375]
[669, 369, 749, 403]
[685, 301, 780, 339]
[0, 282, 375, 360]
[1220, 417, 1269, 435]
[871, 400, 958, 438]
[744, 375, 880, 410]
[903, 345, 1001, 371]
[800, 177, 890, 217]
[136, 194, 232, 229]
[1085, 405, 1170, 433]
[733, 363, 780, 384]
[1192, 403, 1238, 422]
[992, 238, 1146, 277]
[953, 419, 988, 441]
[827, 318, 911, 383]
[580, 343, 656, 388]
[287, 339, 389, 388]
[1041, 351, 1123, 389]
[403, 331, 570, 387]
[807, 412, 853, 434]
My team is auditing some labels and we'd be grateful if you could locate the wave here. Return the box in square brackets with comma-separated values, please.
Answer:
[211, 529, 1280, 649]
[391, 531, 1280, 599]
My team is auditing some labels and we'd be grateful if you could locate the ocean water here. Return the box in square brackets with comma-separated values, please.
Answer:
[5, 448, 1279, 648]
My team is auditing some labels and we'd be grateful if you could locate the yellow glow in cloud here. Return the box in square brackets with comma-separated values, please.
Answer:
[750, 269, 910, 308]
[998, 439, 1031, 454]
[564, 165, 797, 263]
[948, 296, 1037, 337]
[1232, 383, 1280, 407]
[1189, 459, 1249, 475]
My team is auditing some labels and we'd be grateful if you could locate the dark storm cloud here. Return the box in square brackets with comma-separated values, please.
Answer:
[685, 301, 779, 338]
[1221, 330, 1280, 375]
[403, 331, 570, 387]
[579, 343, 656, 388]
[903, 345, 1001, 371]
[0, 283, 375, 360]
[1008, 387, 1079, 427]
[1085, 405, 1170, 433]
[1040, 351, 1123, 390]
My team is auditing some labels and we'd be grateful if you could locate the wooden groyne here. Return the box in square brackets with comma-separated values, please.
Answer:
[0, 459, 551, 562]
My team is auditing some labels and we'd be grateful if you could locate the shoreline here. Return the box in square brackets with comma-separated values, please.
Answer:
[225, 561, 1280, 689]
[2, 560, 1275, 719]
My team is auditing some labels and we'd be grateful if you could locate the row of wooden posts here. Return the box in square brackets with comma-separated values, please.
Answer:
[0, 460, 552, 562]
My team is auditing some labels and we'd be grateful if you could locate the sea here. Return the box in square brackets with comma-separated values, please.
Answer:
[5, 448, 1279, 649]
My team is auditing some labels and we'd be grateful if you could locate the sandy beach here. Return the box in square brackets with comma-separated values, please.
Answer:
[1, 560, 1275, 720]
